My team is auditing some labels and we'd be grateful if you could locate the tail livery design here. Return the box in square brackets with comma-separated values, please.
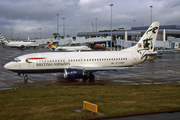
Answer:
[124, 22, 160, 60]
[47, 41, 56, 51]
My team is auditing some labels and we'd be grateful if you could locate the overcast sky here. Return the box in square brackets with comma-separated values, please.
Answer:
[1, 0, 180, 39]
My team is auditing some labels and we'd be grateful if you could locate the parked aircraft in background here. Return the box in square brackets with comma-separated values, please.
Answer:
[1, 39, 39, 49]
[47, 41, 92, 52]
[0, 34, 6, 45]
[4, 22, 160, 82]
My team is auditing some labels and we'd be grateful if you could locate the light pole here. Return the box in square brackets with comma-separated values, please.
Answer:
[34, 30, 35, 39]
[150, 6, 153, 24]
[109, 4, 113, 49]
[10, 29, 11, 39]
[11, 28, 13, 40]
[62, 18, 66, 38]
[57, 14, 59, 33]
[39, 28, 41, 39]
[95, 18, 97, 32]
[133, 20, 135, 27]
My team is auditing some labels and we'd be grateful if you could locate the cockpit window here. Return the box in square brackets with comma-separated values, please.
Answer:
[12, 58, 21, 62]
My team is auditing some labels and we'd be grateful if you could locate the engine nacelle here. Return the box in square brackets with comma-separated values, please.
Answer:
[64, 69, 85, 79]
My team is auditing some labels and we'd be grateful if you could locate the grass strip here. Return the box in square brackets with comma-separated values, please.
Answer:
[0, 83, 180, 120]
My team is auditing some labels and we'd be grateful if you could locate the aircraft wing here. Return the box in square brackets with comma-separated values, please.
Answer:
[84, 67, 128, 72]
[68, 66, 128, 72]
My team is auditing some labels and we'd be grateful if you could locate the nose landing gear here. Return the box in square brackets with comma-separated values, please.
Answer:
[24, 74, 28, 82]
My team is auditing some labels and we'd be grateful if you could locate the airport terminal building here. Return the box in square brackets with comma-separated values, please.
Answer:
[77, 24, 180, 50]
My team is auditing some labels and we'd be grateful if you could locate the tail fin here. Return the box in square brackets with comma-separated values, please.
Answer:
[136, 22, 160, 52]
[124, 22, 160, 52]
[47, 41, 56, 51]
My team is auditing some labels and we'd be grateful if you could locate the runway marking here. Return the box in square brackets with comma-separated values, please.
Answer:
[167, 70, 180, 74]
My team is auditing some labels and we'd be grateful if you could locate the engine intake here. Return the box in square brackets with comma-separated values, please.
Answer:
[64, 69, 84, 79]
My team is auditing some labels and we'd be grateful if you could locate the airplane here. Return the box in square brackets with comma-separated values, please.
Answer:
[1, 39, 39, 49]
[47, 41, 92, 52]
[0, 34, 7, 45]
[4, 22, 160, 82]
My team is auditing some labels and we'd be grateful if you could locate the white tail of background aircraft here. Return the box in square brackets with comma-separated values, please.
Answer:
[4, 22, 160, 81]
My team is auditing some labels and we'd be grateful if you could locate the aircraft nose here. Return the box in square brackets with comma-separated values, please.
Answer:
[4, 62, 12, 70]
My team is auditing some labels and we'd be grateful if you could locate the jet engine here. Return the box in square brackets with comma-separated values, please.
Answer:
[64, 69, 86, 79]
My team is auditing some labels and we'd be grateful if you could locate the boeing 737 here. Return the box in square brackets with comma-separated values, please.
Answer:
[2, 40, 39, 49]
[4, 22, 160, 82]
[47, 41, 92, 52]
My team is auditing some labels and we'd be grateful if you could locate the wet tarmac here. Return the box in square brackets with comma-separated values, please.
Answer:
[1, 46, 180, 90]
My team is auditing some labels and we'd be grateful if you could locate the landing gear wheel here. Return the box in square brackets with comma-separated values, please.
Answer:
[24, 74, 28, 82]
[82, 75, 88, 83]
[89, 73, 95, 83]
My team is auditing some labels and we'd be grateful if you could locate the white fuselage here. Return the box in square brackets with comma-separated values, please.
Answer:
[4, 50, 144, 73]
[55, 46, 92, 52]
[6, 41, 39, 47]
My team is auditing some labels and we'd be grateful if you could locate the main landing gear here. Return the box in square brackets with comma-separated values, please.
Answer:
[83, 72, 95, 83]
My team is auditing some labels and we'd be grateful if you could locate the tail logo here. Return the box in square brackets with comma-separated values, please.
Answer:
[146, 26, 158, 34]
[138, 26, 159, 60]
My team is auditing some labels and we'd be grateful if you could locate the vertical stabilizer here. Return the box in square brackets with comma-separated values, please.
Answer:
[47, 41, 56, 51]
[136, 22, 160, 52]
[124, 22, 160, 52]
